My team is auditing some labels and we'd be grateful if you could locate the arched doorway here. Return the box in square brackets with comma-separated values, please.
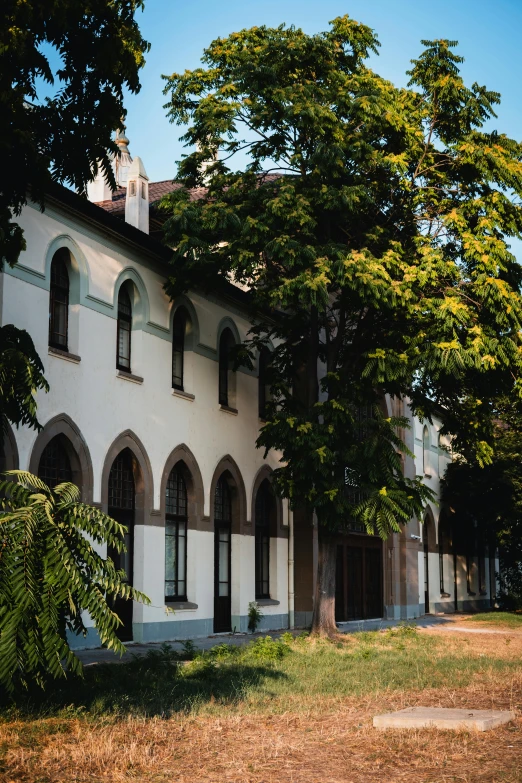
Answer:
[107, 448, 136, 641]
[214, 474, 232, 632]
[210, 456, 247, 633]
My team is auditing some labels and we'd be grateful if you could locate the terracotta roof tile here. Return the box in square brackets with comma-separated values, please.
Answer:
[94, 180, 207, 218]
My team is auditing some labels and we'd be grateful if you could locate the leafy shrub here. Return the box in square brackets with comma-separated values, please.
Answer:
[248, 601, 263, 633]
[0, 472, 149, 692]
[247, 635, 292, 662]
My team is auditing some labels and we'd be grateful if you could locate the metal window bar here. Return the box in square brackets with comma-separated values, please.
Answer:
[38, 437, 72, 488]
[215, 476, 232, 523]
[108, 450, 135, 510]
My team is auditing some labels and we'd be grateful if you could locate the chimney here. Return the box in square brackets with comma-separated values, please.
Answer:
[125, 156, 149, 234]
[87, 165, 112, 202]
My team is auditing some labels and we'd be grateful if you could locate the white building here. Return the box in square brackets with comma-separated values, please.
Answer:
[1, 140, 496, 647]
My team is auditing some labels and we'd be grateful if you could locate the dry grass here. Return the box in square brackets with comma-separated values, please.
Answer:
[2, 628, 522, 783]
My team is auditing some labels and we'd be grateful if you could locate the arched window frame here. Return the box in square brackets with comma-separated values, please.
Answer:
[164, 466, 188, 602]
[172, 308, 187, 391]
[218, 328, 235, 407]
[116, 286, 132, 372]
[49, 250, 70, 350]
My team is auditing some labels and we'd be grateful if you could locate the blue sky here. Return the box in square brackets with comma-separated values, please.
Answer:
[124, 0, 522, 182]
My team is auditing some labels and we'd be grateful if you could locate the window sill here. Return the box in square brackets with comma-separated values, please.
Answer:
[479, 590, 488, 596]
[172, 389, 195, 401]
[467, 591, 477, 597]
[255, 598, 280, 607]
[220, 404, 238, 415]
[48, 347, 81, 364]
[165, 601, 198, 610]
[440, 592, 451, 599]
[117, 370, 143, 385]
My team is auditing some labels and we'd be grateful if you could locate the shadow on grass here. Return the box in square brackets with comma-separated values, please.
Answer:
[2, 643, 290, 720]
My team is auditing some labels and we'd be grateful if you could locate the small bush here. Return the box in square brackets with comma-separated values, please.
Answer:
[247, 636, 292, 662]
[248, 601, 263, 633]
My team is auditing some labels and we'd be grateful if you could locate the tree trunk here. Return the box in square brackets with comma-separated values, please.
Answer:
[310, 528, 338, 636]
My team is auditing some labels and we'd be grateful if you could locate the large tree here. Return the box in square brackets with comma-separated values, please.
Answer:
[161, 17, 522, 634]
[1, 0, 149, 267]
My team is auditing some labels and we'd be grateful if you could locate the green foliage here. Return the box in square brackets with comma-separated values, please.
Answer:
[0, 471, 149, 692]
[246, 635, 292, 661]
[247, 600, 263, 633]
[1, 0, 149, 266]
[0, 324, 49, 434]
[162, 17, 522, 538]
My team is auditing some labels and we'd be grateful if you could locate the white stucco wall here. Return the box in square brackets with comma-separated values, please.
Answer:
[3, 198, 289, 643]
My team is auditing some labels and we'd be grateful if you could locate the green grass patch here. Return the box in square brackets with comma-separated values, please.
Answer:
[1, 625, 520, 721]
[465, 611, 522, 628]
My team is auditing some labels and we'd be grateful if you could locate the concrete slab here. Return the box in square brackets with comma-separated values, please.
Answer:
[373, 707, 516, 731]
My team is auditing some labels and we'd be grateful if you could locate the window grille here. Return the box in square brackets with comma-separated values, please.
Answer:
[108, 450, 135, 510]
[38, 437, 72, 488]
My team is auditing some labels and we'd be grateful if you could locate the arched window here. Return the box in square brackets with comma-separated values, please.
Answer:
[422, 426, 430, 476]
[172, 308, 187, 391]
[218, 328, 235, 407]
[117, 286, 132, 371]
[38, 436, 72, 488]
[258, 346, 271, 419]
[165, 467, 188, 601]
[255, 479, 275, 599]
[49, 251, 70, 350]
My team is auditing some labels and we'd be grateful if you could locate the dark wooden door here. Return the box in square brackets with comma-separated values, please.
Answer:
[214, 523, 231, 632]
[335, 535, 383, 621]
[107, 450, 135, 642]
